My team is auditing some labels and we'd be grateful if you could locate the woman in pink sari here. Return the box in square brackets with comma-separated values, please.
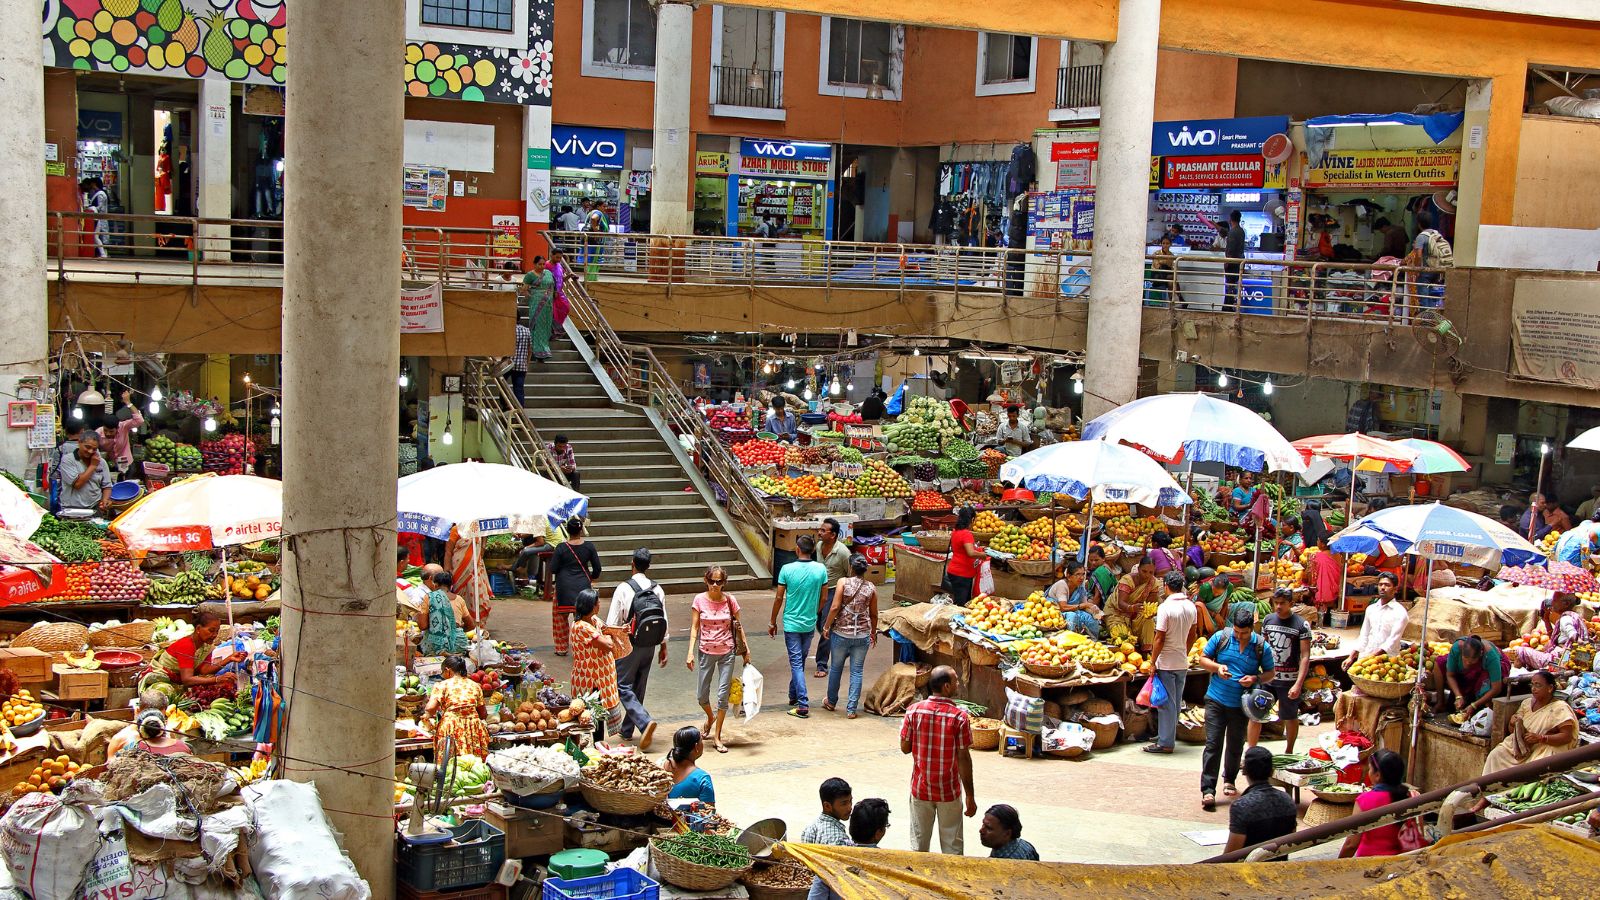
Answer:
[548, 249, 570, 332]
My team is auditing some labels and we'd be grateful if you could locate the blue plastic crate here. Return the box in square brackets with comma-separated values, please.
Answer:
[541, 868, 659, 900]
[489, 572, 516, 597]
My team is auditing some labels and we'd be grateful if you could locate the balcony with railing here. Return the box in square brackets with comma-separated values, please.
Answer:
[711, 65, 785, 119]
[1053, 64, 1102, 119]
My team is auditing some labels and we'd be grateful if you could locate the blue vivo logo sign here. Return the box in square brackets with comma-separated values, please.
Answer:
[1151, 116, 1289, 157]
[552, 126, 626, 169]
[739, 139, 832, 162]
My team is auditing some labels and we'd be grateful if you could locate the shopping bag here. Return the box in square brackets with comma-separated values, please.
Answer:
[738, 664, 764, 723]
[1137, 674, 1168, 709]
[978, 559, 995, 596]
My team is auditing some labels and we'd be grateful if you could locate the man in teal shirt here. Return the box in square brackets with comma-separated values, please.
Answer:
[771, 535, 829, 718]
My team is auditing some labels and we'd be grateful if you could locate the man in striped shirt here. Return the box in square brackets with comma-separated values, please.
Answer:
[507, 319, 531, 401]
[900, 665, 975, 854]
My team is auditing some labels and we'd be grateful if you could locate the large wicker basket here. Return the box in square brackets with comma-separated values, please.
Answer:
[1019, 506, 1053, 521]
[914, 531, 951, 554]
[1082, 658, 1120, 674]
[12, 622, 90, 652]
[651, 841, 752, 892]
[1350, 674, 1412, 700]
[970, 717, 1003, 751]
[89, 621, 155, 649]
[1177, 722, 1207, 744]
[578, 780, 670, 815]
[1007, 558, 1055, 578]
[1045, 746, 1087, 759]
[1023, 661, 1076, 680]
[1086, 718, 1121, 750]
[970, 529, 999, 545]
[966, 641, 1001, 667]
[1054, 514, 1087, 534]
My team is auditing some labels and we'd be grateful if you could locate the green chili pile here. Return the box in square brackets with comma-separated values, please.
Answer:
[655, 832, 751, 869]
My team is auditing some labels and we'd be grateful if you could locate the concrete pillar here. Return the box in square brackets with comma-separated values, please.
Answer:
[649, 0, 694, 234]
[197, 78, 232, 260]
[278, 0, 401, 893]
[1450, 78, 1493, 268]
[0, 0, 49, 483]
[1082, 0, 1160, 419]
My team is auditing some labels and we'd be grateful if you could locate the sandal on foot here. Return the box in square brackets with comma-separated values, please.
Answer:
[1142, 743, 1172, 754]
[822, 703, 837, 712]
[1222, 783, 1238, 797]
[714, 741, 729, 753]
[1201, 794, 1216, 810]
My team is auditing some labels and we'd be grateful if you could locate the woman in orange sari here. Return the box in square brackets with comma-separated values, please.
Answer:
[568, 589, 625, 737]
[423, 655, 489, 761]
[446, 526, 493, 624]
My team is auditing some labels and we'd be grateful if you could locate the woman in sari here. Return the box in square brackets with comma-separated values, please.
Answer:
[548, 249, 570, 332]
[1045, 560, 1101, 638]
[1476, 671, 1577, 811]
[424, 655, 489, 761]
[138, 610, 245, 695]
[1106, 557, 1160, 650]
[445, 526, 492, 626]
[569, 589, 625, 737]
[1519, 592, 1590, 669]
[523, 256, 555, 362]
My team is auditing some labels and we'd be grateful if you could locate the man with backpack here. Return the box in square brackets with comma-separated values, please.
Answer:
[1408, 211, 1453, 292]
[607, 548, 668, 749]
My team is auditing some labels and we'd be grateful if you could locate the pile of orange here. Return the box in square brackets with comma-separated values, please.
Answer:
[2, 691, 43, 728]
[12, 756, 82, 796]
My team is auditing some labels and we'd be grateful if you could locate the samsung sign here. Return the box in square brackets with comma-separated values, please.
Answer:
[552, 126, 625, 169]
[1151, 116, 1289, 157]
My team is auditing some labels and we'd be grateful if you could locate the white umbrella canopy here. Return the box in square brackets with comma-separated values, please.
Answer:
[999, 440, 1191, 507]
[1569, 427, 1600, 452]
[110, 473, 282, 552]
[397, 461, 589, 540]
[0, 477, 44, 541]
[1081, 392, 1306, 473]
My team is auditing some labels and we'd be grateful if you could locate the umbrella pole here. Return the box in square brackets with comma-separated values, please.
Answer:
[1081, 499, 1097, 567]
[1182, 459, 1194, 539]
[1407, 558, 1434, 776]
[1250, 516, 1263, 593]
[1339, 458, 1355, 612]
[473, 534, 483, 629]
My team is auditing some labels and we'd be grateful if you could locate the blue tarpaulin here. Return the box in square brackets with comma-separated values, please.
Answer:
[1305, 111, 1465, 145]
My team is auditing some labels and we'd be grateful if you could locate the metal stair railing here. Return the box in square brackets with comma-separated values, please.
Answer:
[462, 358, 571, 491]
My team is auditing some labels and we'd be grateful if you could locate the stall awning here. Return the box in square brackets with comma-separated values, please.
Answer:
[1306, 111, 1465, 144]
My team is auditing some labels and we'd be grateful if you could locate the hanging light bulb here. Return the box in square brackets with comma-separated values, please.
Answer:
[399, 372, 410, 388]
[912, 347, 920, 356]
[829, 375, 841, 395]
[242, 373, 251, 385]
[803, 385, 814, 401]
[269, 416, 281, 445]
[1262, 378, 1274, 396]
[150, 385, 163, 402]
[270, 405, 280, 417]
[147, 400, 160, 415]
[846, 379, 854, 392]
[442, 418, 455, 446]
[1217, 371, 1229, 388]
[203, 416, 217, 433]
[786, 379, 797, 389]
[70, 406, 84, 420]
[1073, 378, 1084, 395]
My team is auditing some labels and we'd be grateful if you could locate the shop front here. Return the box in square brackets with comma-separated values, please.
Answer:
[694, 149, 732, 236]
[731, 139, 834, 239]
[550, 125, 625, 230]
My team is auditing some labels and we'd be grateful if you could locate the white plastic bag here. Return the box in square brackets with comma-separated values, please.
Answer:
[1041, 722, 1094, 753]
[245, 780, 370, 900]
[1460, 707, 1493, 737]
[739, 664, 764, 723]
[2, 781, 103, 900]
[978, 559, 995, 596]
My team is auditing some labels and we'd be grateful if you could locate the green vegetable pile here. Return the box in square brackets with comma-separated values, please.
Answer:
[183, 550, 215, 574]
[32, 514, 105, 562]
[887, 455, 924, 467]
[943, 438, 979, 461]
[483, 534, 520, 553]
[1259, 482, 1303, 522]
[933, 457, 961, 479]
[959, 459, 988, 478]
[1194, 489, 1231, 524]
[1494, 778, 1584, 812]
[654, 832, 751, 870]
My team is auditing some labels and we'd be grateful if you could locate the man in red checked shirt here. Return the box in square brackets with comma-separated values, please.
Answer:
[900, 665, 976, 854]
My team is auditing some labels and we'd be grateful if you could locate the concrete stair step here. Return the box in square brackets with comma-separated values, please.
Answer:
[586, 517, 720, 535]
[585, 531, 732, 548]
[594, 545, 736, 564]
[648, 573, 766, 595]
[585, 493, 704, 508]
[524, 383, 611, 397]
[522, 396, 614, 409]
[583, 463, 684, 476]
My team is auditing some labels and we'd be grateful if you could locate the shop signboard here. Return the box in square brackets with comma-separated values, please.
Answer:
[1071, 197, 1095, 240]
[1511, 277, 1600, 389]
[738, 140, 834, 178]
[552, 126, 625, 169]
[1151, 116, 1288, 157]
[491, 215, 521, 259]
[696, 151, 731, 175]
[77, 110, 122, 141]
[1304, 149, 1460, 190]
[401, 282, 445, 334]
[1160, 155, 1286, 190]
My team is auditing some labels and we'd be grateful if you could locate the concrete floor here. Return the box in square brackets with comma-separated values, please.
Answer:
[488, 587, 1348, 864]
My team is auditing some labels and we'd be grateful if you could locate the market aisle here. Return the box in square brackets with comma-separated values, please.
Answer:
[490, 591, 1342, 863]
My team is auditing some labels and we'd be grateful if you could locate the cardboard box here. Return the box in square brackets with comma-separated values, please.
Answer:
[0, 648, 51, 683]
[864, 563, 888, 585]
[50, 666, 109, 701]
[484, 803, 564, 858]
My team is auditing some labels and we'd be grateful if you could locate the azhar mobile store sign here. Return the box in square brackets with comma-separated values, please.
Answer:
[737, 139, 835, 179]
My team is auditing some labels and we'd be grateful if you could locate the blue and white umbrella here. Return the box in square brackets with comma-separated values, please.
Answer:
[397, 461, 588, 541]
[1328, 502, 1545, 569]
[1081, 392, 1306, 473]
[1000, 441, 1191, 508]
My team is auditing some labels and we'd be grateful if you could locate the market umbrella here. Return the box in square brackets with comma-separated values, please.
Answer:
[1567, 427, 1600, 452]
[1353, 438, 1470, 475]
[0, 477, 45, 542]
[1496, 561, 1600, 595]
[1000, 441, 1189, 565]
[1328, 501, 1546, 774]
[1080, 392, 1307, 473]
[396, 462, 589, 622]
[1294, 433, 1421, 608]
[0, 531, 64, 608]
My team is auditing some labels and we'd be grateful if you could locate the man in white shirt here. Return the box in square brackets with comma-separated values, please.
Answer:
[607, 548, 668, 749]
[1348, 573, 1407, 664]
[989, 406, 1035, 455]
[555, 205, 582, 233]
[1147, 571, 1198, 754]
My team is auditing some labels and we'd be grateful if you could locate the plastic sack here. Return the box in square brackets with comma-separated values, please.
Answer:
[1459, 707, 1492, 738]
[978, 559, 995, 596]
[739, 664, 764, 724]
[1137, 674, 1168, 709]
[1003, 687, 1044, 735]
[1, 781, 103, 900]
[1041, 722, 1094, 753]
[244, 780, 370, 900]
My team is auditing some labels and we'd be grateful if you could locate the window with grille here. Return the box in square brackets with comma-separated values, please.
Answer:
[421, 0, 515, 32]
[982, 33, 1033, 84]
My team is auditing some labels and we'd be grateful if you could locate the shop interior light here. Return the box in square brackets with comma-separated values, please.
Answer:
[1072, 373, 1084, 395]
[398, 372, 410, 388]
[70, 407, 84, 420]
[150, 385, 163, 402]
[147, 400, 160, 415]
[1262, 378, 1274, 396]
[270, 405, 280, 417]
[803, 385, 814, 401]
[442, 417, 454, 446]
[242, 373, 251, 385]
[912, 347, 920, 356]
[829, 375, 841, 395]
[77, 385, 105, 407]
[203, 416, 217, 433]
[1217, 371, 1229, 388]
[1541, 442, 1550, 456]
[786, 379, 797, 389]
[270, 416, 281, 445]
[846, 379, 854, 392]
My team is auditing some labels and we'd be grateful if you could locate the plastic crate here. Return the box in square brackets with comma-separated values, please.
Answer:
[397, 820, 507, 892]
[399, 883, 509, 900]
[541, 869, 659, 900]
[489, 572, 516, 597]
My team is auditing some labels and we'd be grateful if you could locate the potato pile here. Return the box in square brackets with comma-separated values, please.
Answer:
[488, 697, 588, 736]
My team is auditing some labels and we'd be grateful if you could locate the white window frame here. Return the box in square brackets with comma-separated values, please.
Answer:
[1050, 40, 1102, 122]
[709, 6, 787, 120]
[817, 17, 903, 101]
[581, 0, 657, 82]
[405, 0, 530, 52]
[974, 33, 1036, 97]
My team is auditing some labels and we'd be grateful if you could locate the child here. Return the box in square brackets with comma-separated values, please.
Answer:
[802, 778, 854, 900]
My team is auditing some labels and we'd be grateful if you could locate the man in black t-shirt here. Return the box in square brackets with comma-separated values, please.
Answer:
[1225, 747, 1297, 857]
[1252, 589, 1313, 753]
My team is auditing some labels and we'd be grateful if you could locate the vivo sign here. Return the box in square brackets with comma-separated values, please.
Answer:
[1150, 116, 1288, 157]
[552, 126, 626, 169]
[739, 139, 833, 162]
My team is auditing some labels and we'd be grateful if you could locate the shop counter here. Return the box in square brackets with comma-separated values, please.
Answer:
[1415, 719, 1490, 793]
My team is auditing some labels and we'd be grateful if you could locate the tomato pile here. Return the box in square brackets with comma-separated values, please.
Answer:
[732, 440, 786, 466]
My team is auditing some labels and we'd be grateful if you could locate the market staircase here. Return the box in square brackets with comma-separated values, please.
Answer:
[466, 281, 772, 594]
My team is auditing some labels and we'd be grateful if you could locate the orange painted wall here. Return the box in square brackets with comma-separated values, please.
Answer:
[1152, 51, 1237, 122]
[400, 96, 524, 232]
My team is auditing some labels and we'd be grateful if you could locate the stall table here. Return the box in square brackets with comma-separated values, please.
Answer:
[1415, 718, 1490, 793]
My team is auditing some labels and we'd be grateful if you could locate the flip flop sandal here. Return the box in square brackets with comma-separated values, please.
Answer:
[714, 742, 729, 753]
[1202, 794, 1216, 810]
[1142, 743, 1172, 754]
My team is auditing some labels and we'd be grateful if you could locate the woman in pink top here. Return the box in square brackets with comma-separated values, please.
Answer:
[1339, 749, 1420, 858]
[687, 565, 750, 753]
[101, 391, 145, 476]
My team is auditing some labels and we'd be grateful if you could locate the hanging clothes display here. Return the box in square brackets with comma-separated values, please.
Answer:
[931, 161, 1011, 246]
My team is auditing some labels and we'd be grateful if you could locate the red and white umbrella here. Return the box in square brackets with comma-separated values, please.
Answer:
[109, 473, 281, 552]
[1292, 433, 1420, 468]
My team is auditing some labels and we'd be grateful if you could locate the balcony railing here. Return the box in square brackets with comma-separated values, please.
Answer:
[1055, 64, 1102, 110]
[713, 65, 784, 110]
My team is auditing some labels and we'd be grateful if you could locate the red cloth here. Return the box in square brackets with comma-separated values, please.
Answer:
[397, 532, 425, 567]
[1307, 550, 1343, 608]
[947, 530, 979, 578]
[899, 695, 972, 803]
[166, 635, 198, 670]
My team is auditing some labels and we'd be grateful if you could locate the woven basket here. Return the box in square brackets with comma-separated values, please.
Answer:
[1082, 659, 1120, 674]
[1207, 551, 1247, 568]
[970, 718, 1003, 751]
[12, 622, 90, 653]
[1008, 558, 1055, 578]
[744, 882, 810, 900]
[651, 842, 752, 892]
[1045, 746, 1087, 759]
[1350, 674, 1412, 700]
[90, 621, 155, 649]
[1177, 722, 1207, 744]
[966, 642, 1001, 667]
[1086, 719, 1120, 751]
[579, 780, 670, 815]
[970, 529, 999, 545]
[1054, 515, 1087, 534]
[1310, 784, 1362, 804]
[915, 531, 952, 554]
[1023, 661, 1076, 680]
[1019, 507, 1053, 521]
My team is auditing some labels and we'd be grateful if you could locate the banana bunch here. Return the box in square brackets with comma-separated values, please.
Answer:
[231, 758, 269, 785]
[165, 705, 200, 736]
[205, 581, 227, 601]
[1178, 705, 1207, 731]
[148, 571, 207, 606]
[1142, 601, 1160, 618]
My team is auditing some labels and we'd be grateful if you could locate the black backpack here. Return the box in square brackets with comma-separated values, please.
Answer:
[626, 580, 667, 647]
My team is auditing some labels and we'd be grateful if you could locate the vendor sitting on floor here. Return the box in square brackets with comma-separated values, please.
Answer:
[416, 568, 474, 655]
[663, 726, 716, 803]
[108, 690, 194, 759]
[1045, 560, 1101, 638]
[1192, 572, 1255, 636]
[1519, 592, 1589, 669]
[138, 609, 246, 695]
[1426, 635, 1509, 718]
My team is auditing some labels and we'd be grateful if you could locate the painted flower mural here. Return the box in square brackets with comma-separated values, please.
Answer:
[42, 0, 553, 106]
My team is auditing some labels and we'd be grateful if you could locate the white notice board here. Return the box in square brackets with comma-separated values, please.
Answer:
[403, 120, 495, 173]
